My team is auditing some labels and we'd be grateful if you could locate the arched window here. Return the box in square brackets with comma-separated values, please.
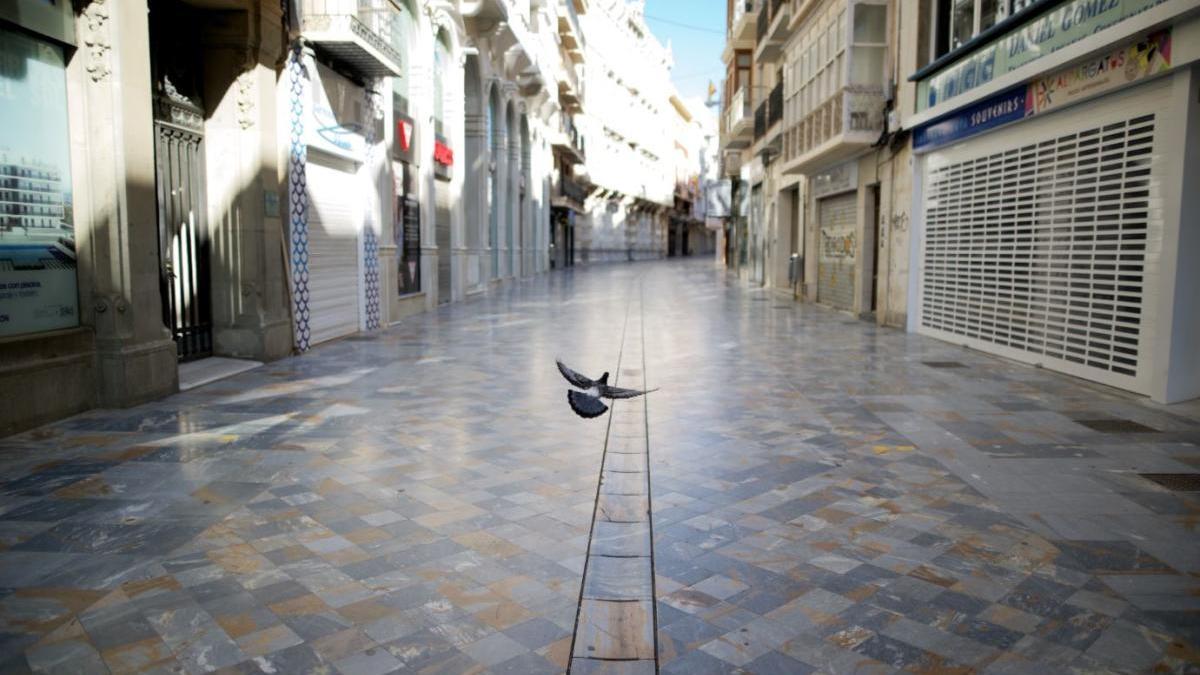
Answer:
[433, 30, 450, 137]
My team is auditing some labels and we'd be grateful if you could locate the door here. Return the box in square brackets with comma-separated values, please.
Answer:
[306, 155, 362, 344]
[154, 122, 211, 361]
[436, 179, 451, 303]
[816, 191, 857, 310]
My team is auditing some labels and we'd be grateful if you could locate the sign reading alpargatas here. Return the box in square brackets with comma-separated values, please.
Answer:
[918, 0, 1172, 111]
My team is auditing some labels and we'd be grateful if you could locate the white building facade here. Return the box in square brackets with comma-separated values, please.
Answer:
[575, 0, 675, 263]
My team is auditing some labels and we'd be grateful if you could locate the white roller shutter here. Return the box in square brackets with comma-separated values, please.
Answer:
[918, 78, 1172, 395]
[306, 153, 362, 345]
[817, 191, 858, 311]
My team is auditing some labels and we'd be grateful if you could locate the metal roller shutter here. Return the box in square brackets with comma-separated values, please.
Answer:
[918, 78, 1171, 395]
[306, 154, 362, 345]
[817, 191, 857, 310]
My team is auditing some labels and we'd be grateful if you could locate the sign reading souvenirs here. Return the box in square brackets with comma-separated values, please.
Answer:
[915, 29, 1172, 150]
[918, 0, 1172, 111]
[0, 27, 79, 338]
[914, 86, 1028, 150]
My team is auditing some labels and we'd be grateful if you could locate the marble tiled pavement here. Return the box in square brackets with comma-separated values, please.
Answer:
[0, 259, 1198, 673]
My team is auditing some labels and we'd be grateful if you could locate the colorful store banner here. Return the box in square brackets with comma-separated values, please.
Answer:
[915, 29, 1172, 151]
[919, 0, 1172, 111]
[1027, 29, 1171, 114]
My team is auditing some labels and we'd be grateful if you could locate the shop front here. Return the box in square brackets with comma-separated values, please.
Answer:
[909, 5, 1200, 402]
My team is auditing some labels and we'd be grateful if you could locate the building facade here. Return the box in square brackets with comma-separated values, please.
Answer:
[575, 0, 674, 263]
[719, 0, 1200, 403]
[0, 0, 701, 435]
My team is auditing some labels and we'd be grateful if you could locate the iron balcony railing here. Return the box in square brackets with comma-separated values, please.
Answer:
[561, 176, 588, 204]
[768, 81, 783, 127]
[754, 100, 767, 140]
[723, 87, 752, 136]
[756, 2, 769, 42]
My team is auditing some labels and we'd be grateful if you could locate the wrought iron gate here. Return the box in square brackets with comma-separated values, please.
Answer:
[153, 121, 212, 361]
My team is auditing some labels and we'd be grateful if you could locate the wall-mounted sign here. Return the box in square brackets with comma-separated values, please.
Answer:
[1028, 29, 1170, 115]
[914, 86, 1028, 150]
[918, 0, 1171, 111]
[915, 29, 1172, 151]
[393, 113, 415, 163]
[306, 62, 366, 161]
[433, 140, 453, 165]
[433, 137, 452, 180]
[811, 161, 858, 199]
[705, 179, 731, 218]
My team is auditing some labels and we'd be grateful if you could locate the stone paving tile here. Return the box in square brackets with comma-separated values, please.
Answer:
[0, 260, 1196, 672]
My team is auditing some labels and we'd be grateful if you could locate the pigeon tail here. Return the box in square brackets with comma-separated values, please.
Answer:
[568, 390, 609, 419]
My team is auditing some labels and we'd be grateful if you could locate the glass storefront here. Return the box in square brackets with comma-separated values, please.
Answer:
[0, 25, 79, 338]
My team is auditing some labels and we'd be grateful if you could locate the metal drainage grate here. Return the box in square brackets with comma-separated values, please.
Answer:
[923, 361, 967, 369]
[1076, 419, 1159, 434]
[1140, 474, 1200, 492]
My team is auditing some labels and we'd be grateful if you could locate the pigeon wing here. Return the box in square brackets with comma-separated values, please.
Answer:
[567, 390, 609, 418]
[600, 385, 659, 400]
[556, 360, 596, 389]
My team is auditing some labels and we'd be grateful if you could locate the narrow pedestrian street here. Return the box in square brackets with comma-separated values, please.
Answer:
[0, 259, 1198, 674]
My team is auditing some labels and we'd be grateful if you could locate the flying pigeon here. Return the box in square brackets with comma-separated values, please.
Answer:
[556, 359, 657, 419]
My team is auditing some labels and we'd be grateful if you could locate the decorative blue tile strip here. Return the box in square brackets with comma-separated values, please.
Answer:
[363, 83, 382, 331]
[287, 42, 311, 352]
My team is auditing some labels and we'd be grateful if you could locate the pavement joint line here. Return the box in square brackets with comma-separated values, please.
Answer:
[567, 277, 659, 674]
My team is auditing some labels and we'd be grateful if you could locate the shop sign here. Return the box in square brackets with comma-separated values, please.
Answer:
[705, 179, 731, 218]
[307, 62, 366, 161]
[393, 114, 416, 163]
[914, 86, 1028, 150]
[919, 0, 1171, 111]
[915, 29, 1172, 151]
[433, 138, 453, 180]
[1028, 29, 1170, 114]
[0, 27, 79, 338]
[811, 161, 858, 199]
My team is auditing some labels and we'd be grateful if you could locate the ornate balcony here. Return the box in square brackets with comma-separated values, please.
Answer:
[781, 85, 884, 174]
[300, 0, 404, 77]
[721, 87, 753, 150]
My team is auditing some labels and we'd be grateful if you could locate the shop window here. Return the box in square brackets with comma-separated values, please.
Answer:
[396, 190, 421, 295]
[0, 25, 79, 337]
[934, 0, 1030, 58]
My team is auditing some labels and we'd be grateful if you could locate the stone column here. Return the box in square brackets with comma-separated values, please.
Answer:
[70, 0, 178, 406]
[464, 110, 487, 290]
[203, 3, 292, 360]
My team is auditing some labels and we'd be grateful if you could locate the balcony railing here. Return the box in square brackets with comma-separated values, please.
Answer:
[561, 176, 588, 204]
[301, 0, 404, 77]
[783, 85, 885, 173]
[753, 100, 767, 140]
[756, 3, 769, 42]
[768, 81, 783, 127]
[723, 87, 752, 144]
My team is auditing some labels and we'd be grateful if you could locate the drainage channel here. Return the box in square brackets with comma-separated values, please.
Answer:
[568, 286, 658, 674]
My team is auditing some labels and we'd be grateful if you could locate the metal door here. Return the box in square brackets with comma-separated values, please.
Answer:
[154, 122, 211, 361]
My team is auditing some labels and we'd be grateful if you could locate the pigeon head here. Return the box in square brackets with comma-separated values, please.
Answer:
[599, 372, 609, 385]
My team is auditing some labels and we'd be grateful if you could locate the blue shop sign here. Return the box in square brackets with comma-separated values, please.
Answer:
[914, 86, 1030, 151]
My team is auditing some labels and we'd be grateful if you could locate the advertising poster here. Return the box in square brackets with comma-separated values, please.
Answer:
[1027, 30, 1171, 115]
[0, 27, 79, 337]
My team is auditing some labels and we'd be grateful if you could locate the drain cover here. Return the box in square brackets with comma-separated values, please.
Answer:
[1140, 474, 1200, 491]
[923, 361, 967, 369]
[1076, 419, 1159, 433]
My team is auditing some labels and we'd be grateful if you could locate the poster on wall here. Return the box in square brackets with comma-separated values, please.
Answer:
[0, 27, 79, 338]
